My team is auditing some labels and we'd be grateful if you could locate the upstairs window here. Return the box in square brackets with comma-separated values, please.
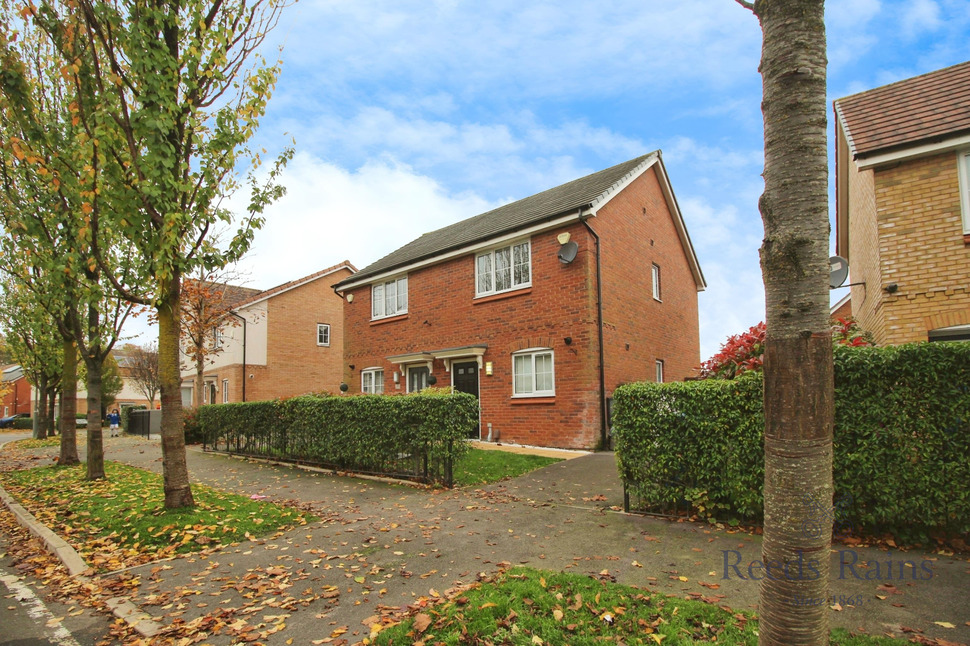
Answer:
[652, 264, 662, 301]
[372, 276, 408, 319]
[477, 240, 531, 297]
[317, 323, 331, 346]
[512, 348, 554, 397]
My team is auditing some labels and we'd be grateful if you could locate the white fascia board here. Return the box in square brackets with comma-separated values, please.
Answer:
[335, 214, 582, 292]
[235, 264, 356, 310]
[830, 292, 851, 316]
[591, 154, 706, 291]
[587, 152, 660, 212]
[856, 133, 970, 170]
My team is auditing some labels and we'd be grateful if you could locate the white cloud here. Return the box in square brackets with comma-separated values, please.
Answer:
[233, 152, 497, 289]
[900, 0, 943, 39]
[273, 0, 761, 101]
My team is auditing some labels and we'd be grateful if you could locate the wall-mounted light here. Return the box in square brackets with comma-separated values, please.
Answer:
[485, 362, 493, 376]
[393, 371, 400, 383]
[427, 374, 437, 386]
[349, 364, 355, 371]
[884, 283, 899, 294]
[564, 337, 573, 346]
[339, 382, 349, 392]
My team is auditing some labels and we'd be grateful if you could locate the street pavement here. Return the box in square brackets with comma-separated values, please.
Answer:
[1, 432, 968, 645]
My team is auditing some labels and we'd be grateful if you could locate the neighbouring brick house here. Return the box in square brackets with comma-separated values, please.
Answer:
[180, 262, 356, 406]
[2, 364, 30, 417]
[334, 153, 705, 449]
[834, 61, 970, 344]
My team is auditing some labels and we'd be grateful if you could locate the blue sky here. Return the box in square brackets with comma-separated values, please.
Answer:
[154, 0, 970, 362]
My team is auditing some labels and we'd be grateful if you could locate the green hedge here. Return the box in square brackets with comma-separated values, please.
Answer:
[199, 391, 477, 486]
[12, 417, 33, 430]
[613, 343, 970, 542]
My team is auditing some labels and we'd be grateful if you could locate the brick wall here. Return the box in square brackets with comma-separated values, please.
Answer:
[343, 223, 601, 449]
[193, 267, 353, 404]
[595, 165, 701, 390]
[342, 168, 702, 450]
[866, 151, 970, 344]
[844, 133, 885, 342]
[2, 376, 31, 415]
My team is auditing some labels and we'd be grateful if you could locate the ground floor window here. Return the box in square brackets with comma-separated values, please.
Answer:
[222, 379, 230, 403]
[362, 368, 384, 394]
[655, 359, 664, 383]
[928, 324, 970, 342]
[512, 349, 554, 396]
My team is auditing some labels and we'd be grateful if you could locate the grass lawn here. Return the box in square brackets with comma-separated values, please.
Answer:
[454, 448, 561, 486]
[375, 566, 911, 646]
[0, 461, 314, 570]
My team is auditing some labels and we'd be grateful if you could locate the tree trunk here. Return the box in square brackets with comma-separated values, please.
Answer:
[85, 352, 105, 480]
[84, 303, 106, 480]
[33, 375, 48, 440]
[752, 1, 834, 645]
[46, 389, 56, 435]
[158, 274, 194, 508]
[59, 338, 80, 465]
[195, 354, 205, 408]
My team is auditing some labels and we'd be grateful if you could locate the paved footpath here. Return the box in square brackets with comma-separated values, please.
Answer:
[3, 434, 969, 645]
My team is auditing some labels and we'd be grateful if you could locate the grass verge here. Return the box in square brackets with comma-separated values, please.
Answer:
[375, 567, 912, 646]
[453, 448, 561, 486]
[0, 460, 314, 571]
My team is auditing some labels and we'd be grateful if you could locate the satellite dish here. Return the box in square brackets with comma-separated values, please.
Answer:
[558, 241, 579, 264]
[829, 255, 849, 289]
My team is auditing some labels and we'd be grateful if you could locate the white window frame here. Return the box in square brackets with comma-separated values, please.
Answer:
[476, 239, 532, 297]
[213, 327, 224, 350]
[222, 379, 229, 403]
[512, 348, 555, 397]
[656, 360, 664, 383]
[652, 263, 662, 302]
[372, 276, 408, 320]
[361, 368, 384, 394]
[316, 323, 331, 346]
[959, 150, 970, 234]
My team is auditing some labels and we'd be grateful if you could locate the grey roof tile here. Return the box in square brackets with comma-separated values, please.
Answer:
[337, 153, 659, 286]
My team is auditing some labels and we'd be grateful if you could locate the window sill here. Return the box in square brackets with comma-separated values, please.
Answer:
[370, 313, 409, 326]
[474, 287, 532, 305]
[510, 396, 556, 405]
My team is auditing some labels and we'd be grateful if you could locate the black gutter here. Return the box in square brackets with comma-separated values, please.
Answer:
[581, 215, 609, 450]
[227, 312, 247, 402]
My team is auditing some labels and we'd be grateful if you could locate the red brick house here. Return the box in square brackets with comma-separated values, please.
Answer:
[334, 153, 705, 449]
[180, 262, 357, 405]
[2, 364, 31, 417]
[834, 61, 970, 344]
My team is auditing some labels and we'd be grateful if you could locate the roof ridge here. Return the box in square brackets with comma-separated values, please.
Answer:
[339, 153, 660, 285]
